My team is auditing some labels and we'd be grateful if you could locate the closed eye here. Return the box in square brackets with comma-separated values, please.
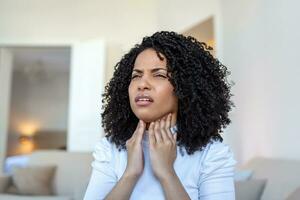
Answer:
[154, 74, 167, 78]
[131, 74, 167, 79]
[131, 74, 140, 79]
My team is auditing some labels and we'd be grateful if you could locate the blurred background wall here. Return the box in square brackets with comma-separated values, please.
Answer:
[221, 0, 300, 163]
[0, 0, 299, 171]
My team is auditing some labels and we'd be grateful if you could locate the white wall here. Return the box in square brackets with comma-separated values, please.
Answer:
[5, 0, 292, 162]
[67, 40, 106, 151]
[221, 0, 300, 164]
[0, 0, 161, 100]
[9, 70, 70, 133]
[0, 49, 13, 172]
[156, 0, 223, 58]
[0, 0, 228, 153]
[0, 0, 158, 45]
[0, 0, 159, 153]
[0, 0, 224, 79]
[0, 0, 224, 89]
[157, 0, 219, 31]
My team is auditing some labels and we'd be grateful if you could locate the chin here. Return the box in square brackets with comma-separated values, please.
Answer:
[137, 116, 154, 123]
[133, 112, 156, 123]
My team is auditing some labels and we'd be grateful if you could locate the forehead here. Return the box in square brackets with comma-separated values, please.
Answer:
[133, 48, 167, 70]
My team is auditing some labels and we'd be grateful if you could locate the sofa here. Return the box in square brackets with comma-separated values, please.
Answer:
[0, 150, 93, 200]
[1, 151, 300, 200]
[236, 157, 300, 200]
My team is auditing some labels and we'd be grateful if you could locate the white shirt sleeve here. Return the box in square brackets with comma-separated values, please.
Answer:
[198, 140, 237, 200]
[84, 137, 118, 200]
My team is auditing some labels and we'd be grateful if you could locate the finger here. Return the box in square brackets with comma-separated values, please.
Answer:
[131, 120, 141, 139]
[165, 113, 171, 130]
[154, 120, 162, 143]
[165, 113, 173, 140]
[148, 122, 155, 146]
[173, 132, 177, 142]
[135, 120, 146, 142]
[160, 116, 170, 142]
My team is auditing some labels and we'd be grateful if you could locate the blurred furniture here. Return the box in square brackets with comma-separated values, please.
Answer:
[7, 130, 67, 157]
[4, 155, 29, 175]
[236, 157, 300, 200]
[3, 152, 299, 200]
[0, 150, 92, 200]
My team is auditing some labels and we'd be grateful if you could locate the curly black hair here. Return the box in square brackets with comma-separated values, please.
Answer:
[101, 31, 235, 155]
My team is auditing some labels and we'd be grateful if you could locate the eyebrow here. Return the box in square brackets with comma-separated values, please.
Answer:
[132, 68, 167, 73]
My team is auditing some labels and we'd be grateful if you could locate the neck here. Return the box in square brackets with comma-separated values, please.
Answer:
[145, 118, 177, 130]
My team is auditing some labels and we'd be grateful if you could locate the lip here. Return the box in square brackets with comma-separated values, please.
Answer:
[136, 100, 153, 106]
[135, 94, 154, 107]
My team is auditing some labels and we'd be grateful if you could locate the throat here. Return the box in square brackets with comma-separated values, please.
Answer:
[146, 122, 150, 130]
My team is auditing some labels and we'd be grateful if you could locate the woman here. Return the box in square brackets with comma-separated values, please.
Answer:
[84, 31, 236, 200]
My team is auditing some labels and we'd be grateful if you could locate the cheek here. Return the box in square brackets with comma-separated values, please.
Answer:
[158, 85, 176, 102]
[128, 83, 134, 100]
[128, 83, 138, 112]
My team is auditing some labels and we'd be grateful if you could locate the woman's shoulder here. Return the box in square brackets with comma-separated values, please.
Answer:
[204, 139, 235, 157]
[94, 136, 114, 150]
[93, 136, 119, 163]
[199, 139, 237, 173]
[95, 136, 114, 147]
[179, 139, 236, 168]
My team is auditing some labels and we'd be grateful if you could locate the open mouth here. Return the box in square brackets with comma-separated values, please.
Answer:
[135, 95, 154, 106]
[136, 99, 153, 106]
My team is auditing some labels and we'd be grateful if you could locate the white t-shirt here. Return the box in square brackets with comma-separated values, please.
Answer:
[84, 127, 237, 200]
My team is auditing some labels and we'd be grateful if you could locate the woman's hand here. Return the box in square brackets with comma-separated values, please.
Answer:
[148, 113, 177, 181]
[124, 120, 146, 179]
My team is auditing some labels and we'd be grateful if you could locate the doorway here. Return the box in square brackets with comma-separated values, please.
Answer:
[0, 39, 106, 174]
[182, 16, 216, 56]
[7, 47, 71, 157]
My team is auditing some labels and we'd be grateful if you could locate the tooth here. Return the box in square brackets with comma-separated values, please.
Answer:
[139, 98, 150, 101]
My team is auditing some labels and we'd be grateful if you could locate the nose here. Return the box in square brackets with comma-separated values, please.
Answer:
[137, 76, 151, 91]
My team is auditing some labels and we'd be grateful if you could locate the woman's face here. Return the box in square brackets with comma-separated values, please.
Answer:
[128, 48, 178, 124]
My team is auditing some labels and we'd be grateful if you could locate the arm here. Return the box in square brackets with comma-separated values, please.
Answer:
[84, 121, 146, 200]
[148, 114, 191, 200]
[104, 172, 139, 200]
[159, 170, 191, 200]
[84, 156, 140, 200]
[198, 141, 237, 200]
[83, 138, 118, 200]
[104, 120, 146, 199]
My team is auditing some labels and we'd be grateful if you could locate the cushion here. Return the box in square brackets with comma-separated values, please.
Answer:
[0, 175, 11, 192]
[11, 165, 57, 195]
[5, 185, 19, 194]
[0, 194, 72, 200]
[286, 187, 300, 200]
[235, 179, 267, 200]
[27, 150, 93, 197]
[241, 157, 300, 200]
